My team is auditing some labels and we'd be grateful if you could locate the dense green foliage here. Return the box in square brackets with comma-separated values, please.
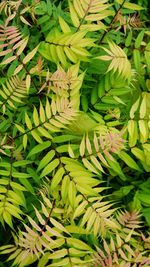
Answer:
[0, 0, 150, 266]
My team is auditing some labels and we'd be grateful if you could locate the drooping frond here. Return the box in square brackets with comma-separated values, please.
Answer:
[0, 0, 33, 26]
[97, 41, 132, 80]
[48, 154, 119, 236]
[73, 195, 119, 236]
[94, 210, 149, 266]
[26, 145, 120, 237]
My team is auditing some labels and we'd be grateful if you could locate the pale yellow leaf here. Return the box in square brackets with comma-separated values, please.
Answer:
[39, 101, 45, 123]
[82, 158, 99, 174]
[80, 135, 85, 157]
[33, 106, 39, 126]
[25, 113, 32, 129]
[50, 218, 69, 234]
[26, 74, 31, 93]
[20, 16, 31, 26]
[23, 45, 39, 64]
[1, 56, 16, 65]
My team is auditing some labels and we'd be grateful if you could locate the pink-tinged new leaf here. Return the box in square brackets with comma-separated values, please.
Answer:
[27, 216, 41, 232]
[0, 49, 12, 56]
[1, 56, 17, 65]
[17, 37, 29, 56]
[13, 64, 23, 75]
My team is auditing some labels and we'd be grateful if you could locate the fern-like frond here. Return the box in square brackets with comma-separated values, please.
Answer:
[0, 25, 39, 89]
[0, 153, 29, 227]
[114, 11, 143, 34]
[50, 155, 119, 235]
[73, 195, 119, 236]
[117, 210, 143, 230]
[94, 231, 150, 267]
[0, 179, 25, 228]
[0, 75, 27, 114]
[127, 92, 150, 171]
[93, 71, 134, 108]
[39, 28, 95, 66]
[26, 146, 120, 237]
[0, 25, 28, 65]
[128, 92, 150, 146]
[15, 97, 78, 147]
[0, 0, 32, 26]
[39, 63, 84, 109]
[69, 0, 113, 31]
[68, 130, 126, 176]
[0, 191, 94, 267]
[97, 41, 132, 80]
[93, 209, 149, 266]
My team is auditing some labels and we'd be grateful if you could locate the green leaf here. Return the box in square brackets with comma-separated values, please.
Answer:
[13, 160, 33, 167]
[12, 172, 31, 179]
[40, 159, 59, 178]
[68, 181, 76, 208]
[48, 248, 67, 259]
[25, 113, 32, 130]
[37, 150, 55, 172]
[119, 151, 141, 171]
[138, 193, 150, 206]
[27, 141, 51, 158]
[67, 238, 93, 251]
[51, 167, 65, 191]
[50, 218, 69, 235]
[124, 2, 144, 10]
[107, 157, 126, 181]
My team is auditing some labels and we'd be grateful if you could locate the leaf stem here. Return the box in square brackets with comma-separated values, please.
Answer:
[98, 0, 127, 45]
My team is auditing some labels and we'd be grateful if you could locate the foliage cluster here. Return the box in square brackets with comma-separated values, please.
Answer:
[0, 0, 150, 266]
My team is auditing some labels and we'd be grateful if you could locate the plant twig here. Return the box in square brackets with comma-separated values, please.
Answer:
[98, 0, 127, 45]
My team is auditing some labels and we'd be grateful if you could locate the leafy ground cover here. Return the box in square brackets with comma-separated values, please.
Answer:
[0, 0, 150, 266]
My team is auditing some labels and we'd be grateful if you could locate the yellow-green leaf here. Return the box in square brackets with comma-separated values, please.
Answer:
[40, 159, 59, 178]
